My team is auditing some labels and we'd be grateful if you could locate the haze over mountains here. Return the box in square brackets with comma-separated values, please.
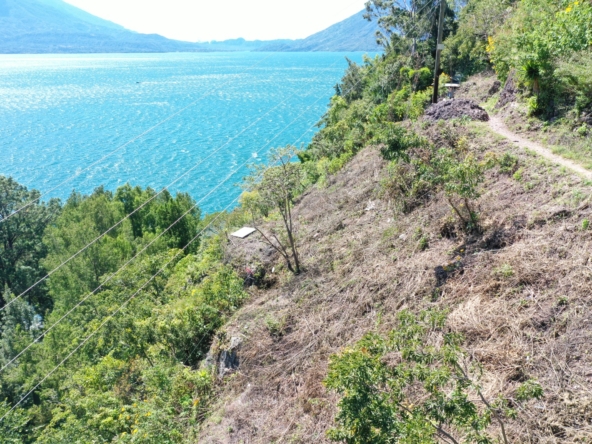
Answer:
[0, 0, 382, 53]
[259, 11, 381, 52]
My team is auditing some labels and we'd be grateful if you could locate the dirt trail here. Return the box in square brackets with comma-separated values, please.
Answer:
[488, 116, 592, 180]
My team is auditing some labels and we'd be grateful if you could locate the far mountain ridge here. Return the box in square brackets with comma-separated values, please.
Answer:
[258, 11, 382, 52]
[0, 0, 382, 54]
[0, 0, 201, 53]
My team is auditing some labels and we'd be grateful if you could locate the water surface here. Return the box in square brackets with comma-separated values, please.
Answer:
[0, 52, 369, 212]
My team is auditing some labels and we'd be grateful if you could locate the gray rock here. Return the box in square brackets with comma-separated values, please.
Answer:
[217, 337, 242, 378]
[497, 70, 517, 109]
[202, 336, 243, 378]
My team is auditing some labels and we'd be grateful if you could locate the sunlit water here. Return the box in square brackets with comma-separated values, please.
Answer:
[0, 52, 370, 212]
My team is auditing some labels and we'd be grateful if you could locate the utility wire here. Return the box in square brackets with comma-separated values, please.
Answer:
[0, 75, 347, 374]
[0, 0, 367, 225]
[0, 71, 371, 423]
[0, 53, 278, 225]
[0, 198, 236, 423]
[180, 119, 331, 367]
[1, 62, 344, 313]
[0, 108, 318, 421]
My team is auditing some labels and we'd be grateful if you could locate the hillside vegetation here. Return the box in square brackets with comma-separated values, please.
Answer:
[1, 0, 591, 443]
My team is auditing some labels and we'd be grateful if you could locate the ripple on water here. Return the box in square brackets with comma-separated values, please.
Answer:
[0, 52, 371, 212]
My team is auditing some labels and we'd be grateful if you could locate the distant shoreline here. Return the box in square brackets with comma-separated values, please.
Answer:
[0, 50, 378, 56]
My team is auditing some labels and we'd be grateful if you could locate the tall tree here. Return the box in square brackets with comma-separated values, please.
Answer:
[365, 0, 457, 72]
[0, 177, 60, 312]
[365, 1, 440, 51]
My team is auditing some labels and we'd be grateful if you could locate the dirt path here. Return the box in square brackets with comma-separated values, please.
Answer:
[488, 116, 592, 180]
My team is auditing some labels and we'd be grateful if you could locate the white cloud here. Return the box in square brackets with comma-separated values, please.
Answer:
[64, 0, 369, 42]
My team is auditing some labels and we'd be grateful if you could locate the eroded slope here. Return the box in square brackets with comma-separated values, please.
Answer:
[201, 120, 592, 443]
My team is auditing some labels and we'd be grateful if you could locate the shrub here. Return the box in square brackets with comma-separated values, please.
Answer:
[527, 96, 541, 117]
[487, 0, 592, 115]
[370, 123, 428, 161]
[435, 149, 488, 231]
[513, 168, 524, 182]
[265, 315, 287, 338]
[325, 310, 542, 444]
[243, 146, 304, 274]
[494, 263, 514, 278]
[556, 51, 592, 115]
[498, 153, 519, 174]
[516, 380, 544, 402]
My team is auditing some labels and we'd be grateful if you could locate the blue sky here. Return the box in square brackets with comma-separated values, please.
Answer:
[65, 0, 369, 42]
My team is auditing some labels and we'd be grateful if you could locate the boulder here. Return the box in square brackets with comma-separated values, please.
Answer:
[496, 70, 517, 109]
[203, 336, 243, 378]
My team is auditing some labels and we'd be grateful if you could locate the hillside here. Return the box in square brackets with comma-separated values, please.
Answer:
[0, 0, 205, 53]
[259, 11, 382, 52]
[198, 38, 294, 52]
[1, 0, 591, 442]
[200, 98, 592, 442]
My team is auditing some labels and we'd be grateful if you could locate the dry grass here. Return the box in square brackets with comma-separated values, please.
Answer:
[199, 118, 592, 443]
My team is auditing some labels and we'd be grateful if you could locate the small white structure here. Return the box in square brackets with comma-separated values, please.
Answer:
[444, 83, 461, 98]
[230, 227, 257, 239]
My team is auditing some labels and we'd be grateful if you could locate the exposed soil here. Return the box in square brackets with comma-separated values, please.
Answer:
[424, 98, 489, 122]
[200, 118, 592, 443]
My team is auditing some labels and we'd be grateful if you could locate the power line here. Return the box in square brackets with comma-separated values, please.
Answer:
[0, 19, 371, 417]
[0, 63, 344, 313]
[0, 53, 278, 225]
[1, 0, 368, 225]
[0, 197, 236, 423]
[0, 92, 337, 421]
[0, 75, 348, 374]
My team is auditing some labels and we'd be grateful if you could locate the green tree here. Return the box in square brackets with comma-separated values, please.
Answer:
[435, 149, 487, 230]
[325, 309, 543, 444]
[0, 177, 60, 311]
[487, 0, 592, 115]
[42, 187, 135, 313]
[442, 0, 516, 76]
[243, 146, 304, 275]
[365, 0, 444, 54]
[0, 401, 31, 443]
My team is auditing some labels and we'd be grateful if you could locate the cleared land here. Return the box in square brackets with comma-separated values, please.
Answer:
[199, 114, 592, 442]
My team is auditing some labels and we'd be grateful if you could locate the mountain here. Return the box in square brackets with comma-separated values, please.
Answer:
[0, 1, 381, 54]
[259, 11, 382, 52]
[0, 0, 206, 53]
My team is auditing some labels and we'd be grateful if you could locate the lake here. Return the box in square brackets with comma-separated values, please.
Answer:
[0, 52, 370, 212]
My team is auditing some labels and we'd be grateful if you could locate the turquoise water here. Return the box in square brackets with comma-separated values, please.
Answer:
[0, 52, 368, 212]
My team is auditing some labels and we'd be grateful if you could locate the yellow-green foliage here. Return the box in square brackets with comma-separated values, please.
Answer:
[556, 50, 592, 113]
[325, 310, 543, 444]
[487, 0, 592, 97]
[301, 56, 434, 185]
[0, 195, 247, 443]
[442, 0, 515, 75]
